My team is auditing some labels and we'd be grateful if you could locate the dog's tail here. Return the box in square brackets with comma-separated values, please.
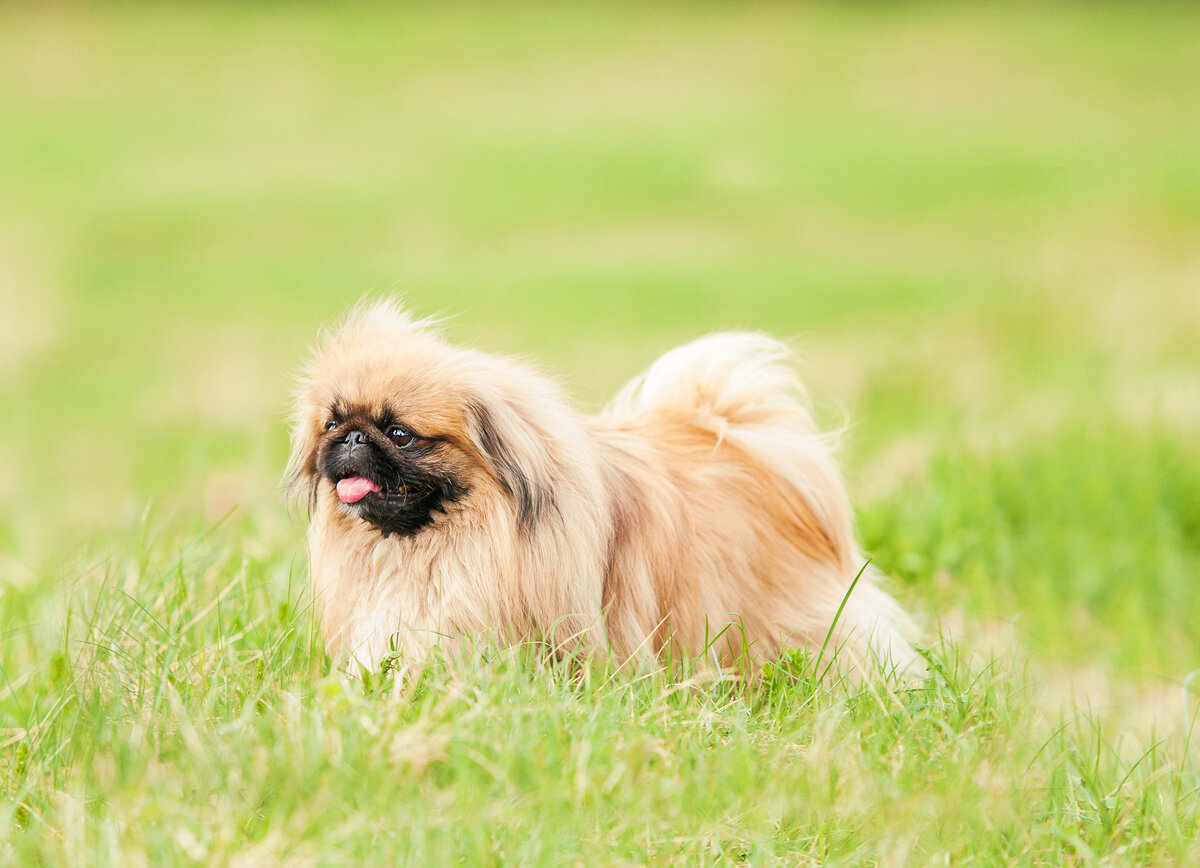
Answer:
[608, 332, 848, 539]
[607, 332, 816, 427]
[606, 333, 921, 676]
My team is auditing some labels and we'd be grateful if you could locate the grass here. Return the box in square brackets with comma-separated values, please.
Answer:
[2, 1, 1199, 864]
[3, 521, 1197, 864]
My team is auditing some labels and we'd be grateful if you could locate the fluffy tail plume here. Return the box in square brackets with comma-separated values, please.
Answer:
[608, 333, 921, 676]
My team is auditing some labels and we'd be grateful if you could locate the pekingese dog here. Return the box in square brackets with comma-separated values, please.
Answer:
[287, 300, 917, 676]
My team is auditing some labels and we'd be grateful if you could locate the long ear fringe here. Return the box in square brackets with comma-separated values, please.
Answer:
[281, 457, 318, 515]
[466, 397, 556, 533]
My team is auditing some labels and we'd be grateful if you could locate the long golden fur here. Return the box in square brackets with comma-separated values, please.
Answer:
[287, 300, 917, 676]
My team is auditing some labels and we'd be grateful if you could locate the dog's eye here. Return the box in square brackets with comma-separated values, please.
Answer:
[324, 420, 338, 432]
[389, 426, 417, 448]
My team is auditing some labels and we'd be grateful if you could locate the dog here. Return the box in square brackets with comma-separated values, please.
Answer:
[287, 300, 917, 676]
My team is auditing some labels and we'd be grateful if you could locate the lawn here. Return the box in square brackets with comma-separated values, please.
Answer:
[1, 2, 1198, 864]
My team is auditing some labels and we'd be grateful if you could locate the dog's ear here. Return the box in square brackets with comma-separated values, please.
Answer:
[467, 397, 552, 532]
[283, 397, 322, 512]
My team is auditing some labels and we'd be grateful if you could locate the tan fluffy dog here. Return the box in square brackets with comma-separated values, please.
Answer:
[287, 301, 916, 675]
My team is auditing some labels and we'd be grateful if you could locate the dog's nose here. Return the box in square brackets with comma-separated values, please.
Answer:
[343, 430, 368, 449]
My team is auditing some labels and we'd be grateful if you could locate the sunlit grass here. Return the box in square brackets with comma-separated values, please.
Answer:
[2, 514, 1197, 864]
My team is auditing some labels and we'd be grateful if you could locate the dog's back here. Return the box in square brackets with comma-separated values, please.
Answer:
[592, 334, 918, 675]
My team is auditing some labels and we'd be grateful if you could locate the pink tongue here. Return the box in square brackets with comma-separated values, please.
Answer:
[336, 476, 381, 504]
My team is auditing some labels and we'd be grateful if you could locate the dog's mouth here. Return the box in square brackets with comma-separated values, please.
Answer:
[319, 445, 462, 537]
[331, 473, 386, 506]
[335, 475, 381, 504]
[327, 455, 415, 504]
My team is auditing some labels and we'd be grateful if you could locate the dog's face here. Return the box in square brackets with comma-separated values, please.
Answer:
[312, 402, 468, 537]
[287, 303, 554, 538]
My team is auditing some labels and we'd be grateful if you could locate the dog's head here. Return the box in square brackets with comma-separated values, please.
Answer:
[286, 301, 557, 538]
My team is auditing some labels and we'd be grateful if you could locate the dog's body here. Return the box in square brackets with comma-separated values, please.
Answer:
[288, 302, 916, 675]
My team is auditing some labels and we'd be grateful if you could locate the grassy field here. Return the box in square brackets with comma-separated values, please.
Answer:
[2, 2, 1199, 864]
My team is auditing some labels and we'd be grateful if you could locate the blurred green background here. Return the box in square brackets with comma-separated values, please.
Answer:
[1, 2, 1198, 674]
